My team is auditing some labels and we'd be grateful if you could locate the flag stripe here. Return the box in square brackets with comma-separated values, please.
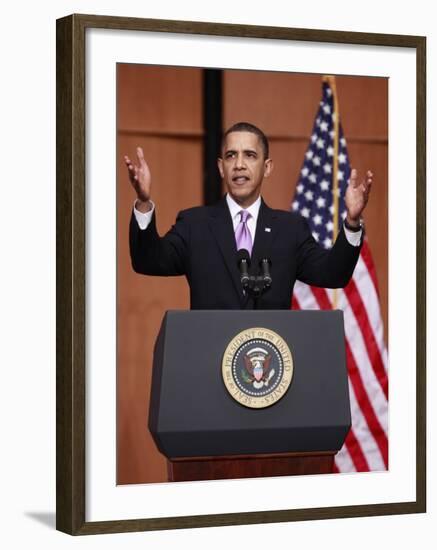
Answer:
[353, 256, 388, 364]
[345, 341, 388, 468]
[338, 290, 389, 436]
[360, 240, 381, 296]
[310, 286, 333, 310]
[347, 382, 386, 471]
[342, 425, 370, 471]
[343, 280, 389, 398]
[334, 442, 356, 473]
[345, 378, 385, 471]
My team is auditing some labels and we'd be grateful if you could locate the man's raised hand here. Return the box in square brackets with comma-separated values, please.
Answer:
[345, 168, 373, 226]
[124, 147, 152, 212]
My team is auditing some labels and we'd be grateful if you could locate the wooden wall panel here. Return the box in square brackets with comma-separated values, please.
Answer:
[223, 71, 322, 137]
[336, 76, 388, 140]
[117, 64, 202, 135]
[224, 71, 388, 140]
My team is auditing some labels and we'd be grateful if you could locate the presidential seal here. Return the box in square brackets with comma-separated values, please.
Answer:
[222, 327, 294, 409]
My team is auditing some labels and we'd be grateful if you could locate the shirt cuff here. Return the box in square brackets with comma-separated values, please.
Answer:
[133, 200, 155, 230]
[343, 223, 362, 247]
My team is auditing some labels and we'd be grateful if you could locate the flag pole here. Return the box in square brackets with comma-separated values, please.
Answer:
[323, 75, 340, 309]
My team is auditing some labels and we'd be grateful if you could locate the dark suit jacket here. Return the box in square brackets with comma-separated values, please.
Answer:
[129, 197, 362, 310]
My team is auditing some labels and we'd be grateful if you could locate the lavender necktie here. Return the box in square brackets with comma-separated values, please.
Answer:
[235, 210, 253, 256]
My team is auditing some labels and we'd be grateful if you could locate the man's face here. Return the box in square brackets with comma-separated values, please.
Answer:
[217, 131, 273, 208]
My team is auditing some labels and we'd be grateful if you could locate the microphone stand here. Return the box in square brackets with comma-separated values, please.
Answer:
[240, 259, 272, 310]
[237, 250, 272, 310]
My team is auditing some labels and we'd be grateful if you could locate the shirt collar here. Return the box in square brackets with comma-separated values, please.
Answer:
[225, 193, 261, 223]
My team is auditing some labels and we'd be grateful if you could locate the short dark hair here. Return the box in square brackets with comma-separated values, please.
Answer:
[222, 122, 269, 159]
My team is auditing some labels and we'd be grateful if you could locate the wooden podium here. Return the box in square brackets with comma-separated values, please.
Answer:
[167, 451, 335, 482]
[149, 310, 350, 482]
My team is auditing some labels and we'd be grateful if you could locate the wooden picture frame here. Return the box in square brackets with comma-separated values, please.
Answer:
[56, 13, 426, 535]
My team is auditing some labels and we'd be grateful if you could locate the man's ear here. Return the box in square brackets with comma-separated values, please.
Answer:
[217, 158, 224, 178]
[264, 158, 274, 178]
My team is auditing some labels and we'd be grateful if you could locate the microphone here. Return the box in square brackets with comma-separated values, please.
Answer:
[259, 258, 272, 288]
[237, 249, 251, 289]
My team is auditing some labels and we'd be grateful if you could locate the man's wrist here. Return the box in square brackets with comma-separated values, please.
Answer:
[344, 216, 363, 232]
[135, 198, 152, 213]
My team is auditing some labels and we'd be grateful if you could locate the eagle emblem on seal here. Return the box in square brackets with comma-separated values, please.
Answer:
[242, 347, 275, 389]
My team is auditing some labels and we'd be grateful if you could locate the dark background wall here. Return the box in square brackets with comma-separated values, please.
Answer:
[116, 64, 388, 484]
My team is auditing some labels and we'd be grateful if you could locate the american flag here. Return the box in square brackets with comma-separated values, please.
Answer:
[291, 78, 388, 473]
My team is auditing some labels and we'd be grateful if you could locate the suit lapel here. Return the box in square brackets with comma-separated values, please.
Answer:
[208, 198, 243, 300]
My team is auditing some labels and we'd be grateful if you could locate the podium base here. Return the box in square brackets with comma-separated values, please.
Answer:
[167, 451, 336, 482]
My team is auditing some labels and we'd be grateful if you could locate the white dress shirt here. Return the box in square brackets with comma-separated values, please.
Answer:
[133, 195, 362, 246]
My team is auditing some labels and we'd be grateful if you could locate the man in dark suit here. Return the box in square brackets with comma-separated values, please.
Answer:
[125, 122, 372, 310]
